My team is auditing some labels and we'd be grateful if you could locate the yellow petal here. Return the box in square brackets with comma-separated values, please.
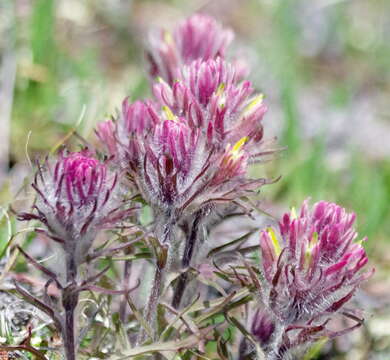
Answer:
[312, 231, 318, 244]
[162, 106, 177, 121]
[267, 227, 281, 256]
[232, 136, 248, 152]
[230, 137, 248, 160]
[244, 94, 264, 114]
[163, 30, 174, 45]
[290, 207, 298, 220]
[216, 82, 226, 96]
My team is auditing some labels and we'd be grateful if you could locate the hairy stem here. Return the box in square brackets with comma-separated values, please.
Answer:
[171, 272, 189, 309]
[267, 323, 286, 360]
[171, 211, 202, 309]
[137, 263, 164, 344]
[119, 259, 132, 322]
[63, 308, 76, 360]
[137, 217, 173, 345]
[62, 253, 79, 360]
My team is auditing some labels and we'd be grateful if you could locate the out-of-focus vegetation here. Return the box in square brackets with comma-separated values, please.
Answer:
[1, 0, 389, 359]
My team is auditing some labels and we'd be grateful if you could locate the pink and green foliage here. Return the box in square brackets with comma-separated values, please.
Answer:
[12, 12, 374, 360]
[254, 200, 373, 359]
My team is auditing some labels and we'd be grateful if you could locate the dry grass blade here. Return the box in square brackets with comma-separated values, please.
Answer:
[125, 294, 154, 339]
[161, 294, 201, 337]
[115, 325, 215, 358]
[207, 229, 257, 258]
[12, 282, 62, 331]
[194, 291, 237, 325]
[0, 345, 48, 360]
[189, 287, 250, 313]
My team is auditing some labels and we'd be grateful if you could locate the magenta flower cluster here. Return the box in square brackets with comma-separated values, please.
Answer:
[18, 12, 373, 360]
[19, 150, 132, 267]
[146, 14, 234, 85]
[253, 200, 373, 359]
[96, 16, 269, 231]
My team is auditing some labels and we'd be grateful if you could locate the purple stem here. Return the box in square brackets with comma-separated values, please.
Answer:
[62, 253, 79, 360]
[119, 260, 132, 322]
[171, 211, 202, 309]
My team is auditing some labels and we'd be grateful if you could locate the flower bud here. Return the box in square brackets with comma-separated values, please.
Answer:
[251, 310, 275, 345]
[95, 119, 117, 157]
[153, 58, 267, 151]
[146, 14, 234, 85]
[19, 150, 133, 265]
[128, 117, 266, 225]
[255, 200, 373, 357]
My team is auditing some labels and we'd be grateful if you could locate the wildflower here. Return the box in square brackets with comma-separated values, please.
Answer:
[146, 13, 234, 85]
[19, 150, 133, 266]
[121, 98, 160, 136]
[152, 58, 267, 151]
[96, 19, 271, 252]
[119, 117, 265, 240]
[255, 200, 373, 359]
[95, 119, 117, 157]
[96, 99, 160, 169]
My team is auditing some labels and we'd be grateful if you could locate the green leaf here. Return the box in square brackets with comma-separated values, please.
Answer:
[303, 337, 328, 360]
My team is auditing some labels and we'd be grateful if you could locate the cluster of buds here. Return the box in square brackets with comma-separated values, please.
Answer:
[19, 150, 133, 269]
[252, 200, 373, 359]
[137, 120, 267, 221]
[96, 19, 270, 236]
[96, 99, 160, 170]
[153, 58, 266, 150]
[146, 14, 234, 85]
[15, 11, 375, 360]
[18, 150, 135, 360]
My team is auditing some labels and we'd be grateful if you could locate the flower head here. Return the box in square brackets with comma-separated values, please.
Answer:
[153, 58, 267, 151]
[19, 150, 133, 265]
[96, 15, 272, 245]
[121, 98, 160, 136]
[140, 120, 199, 209]
[123, 117, 266, 231]
[95, 119, 117, 157]
[96, 99, 160, 169]
[146, 14, 234, 85]
[255, 200, 373, 357]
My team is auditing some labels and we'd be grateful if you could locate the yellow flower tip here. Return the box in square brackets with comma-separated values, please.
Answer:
[304, 248, 313, 268]
[163, 30, 174, 45]
[312, 231, 319, 244]
[244, 94, 264, 114]
[229, 136, 248, 160]
[162, 105, 177, 121]
[216, 82, 226, 96]
[232, 136, 248, 152]
[290, 207, 298, 220]
[305, 232, 319, 267]
[267, 227, 282, 256]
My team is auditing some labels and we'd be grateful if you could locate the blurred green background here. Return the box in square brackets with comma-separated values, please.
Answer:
[0, 0, 389, 358]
